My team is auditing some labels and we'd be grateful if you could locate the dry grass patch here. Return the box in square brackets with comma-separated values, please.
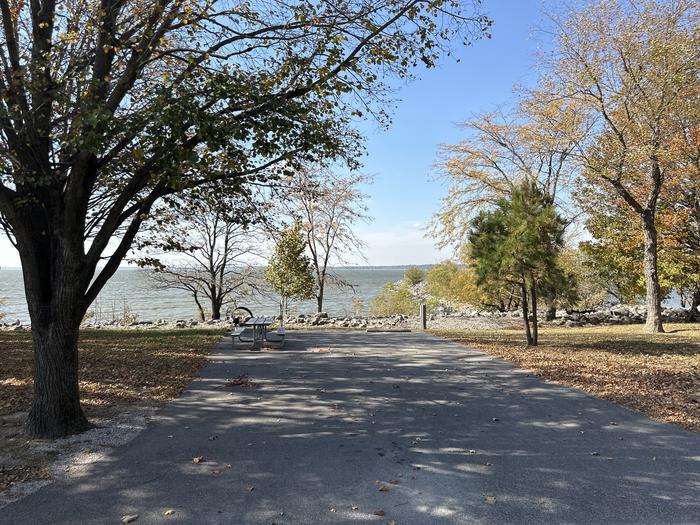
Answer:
[0, 328, 222, 493]
[432, 323, 700, 432]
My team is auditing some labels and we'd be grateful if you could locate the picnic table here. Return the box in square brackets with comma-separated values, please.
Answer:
[230, 316, 285, 349]
[241, 316, 274, 348]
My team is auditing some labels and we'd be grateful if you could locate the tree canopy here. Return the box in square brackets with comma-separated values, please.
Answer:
[0, 0, 492, 438]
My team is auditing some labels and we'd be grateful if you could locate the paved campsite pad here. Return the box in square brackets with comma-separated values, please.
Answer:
[2, 331, 699, 524]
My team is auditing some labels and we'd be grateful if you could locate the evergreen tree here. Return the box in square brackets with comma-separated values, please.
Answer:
[266, 223, 316, 316]
[468, 182, 568, 345]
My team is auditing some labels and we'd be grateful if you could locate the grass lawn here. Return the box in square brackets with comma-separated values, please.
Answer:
[0, 329, 222, 493]
[432, 323, 700, 432]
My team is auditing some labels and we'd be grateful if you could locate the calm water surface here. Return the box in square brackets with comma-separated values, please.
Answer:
[0, 267, 407, 323]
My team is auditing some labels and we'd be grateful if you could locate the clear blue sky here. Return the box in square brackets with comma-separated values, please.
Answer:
[0, 1, 547, 268]
[352, 0, 548, 265]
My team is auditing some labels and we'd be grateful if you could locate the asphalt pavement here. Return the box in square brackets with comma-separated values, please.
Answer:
[3, 330, 699, 524]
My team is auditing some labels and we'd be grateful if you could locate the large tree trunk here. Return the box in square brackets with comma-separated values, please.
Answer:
[210, 297, 221, 320]
[208, 283, 221, 320]
[19, 237, 90, 437]
[27, 320, 90, 438]
[641, 214, 664, 333]
[13, 198, 93, 438]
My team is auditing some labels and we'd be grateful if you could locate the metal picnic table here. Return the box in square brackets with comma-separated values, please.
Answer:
[240, 316, 274, 348]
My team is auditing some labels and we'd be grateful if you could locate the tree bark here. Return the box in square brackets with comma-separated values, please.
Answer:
[193, 292, 206, 322]
[208, 283, 221, 320]
[26, 321, 90, 438]
[520, 280, 533, 346]
[17, 217, 90, 437]
[316, 281, 324, 313]
[210, 297, 221, 320]
[530, 276, 538, 346]
[641, 213, 664, 333]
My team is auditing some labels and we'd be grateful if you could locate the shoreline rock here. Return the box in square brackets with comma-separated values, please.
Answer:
[2, 303, 696, 333]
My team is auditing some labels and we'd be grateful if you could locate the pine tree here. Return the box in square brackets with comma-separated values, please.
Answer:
[468, 182, 568, 345]
[266, 223, 316, 316]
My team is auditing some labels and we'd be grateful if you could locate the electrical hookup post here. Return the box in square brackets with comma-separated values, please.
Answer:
[420, 304, 427, 330]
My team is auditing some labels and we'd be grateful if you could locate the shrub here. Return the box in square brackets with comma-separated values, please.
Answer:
[425, 261, 460, 300]
[403, 266, 425, 286]
[370, 282, 419, 316]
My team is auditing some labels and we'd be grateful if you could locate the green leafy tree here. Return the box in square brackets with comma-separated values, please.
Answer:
[404, 266, 425, 286]
[0, 0, 491, 437]
[266, 223, 316, 316]
[425, 259, 521, 312]
[468, 182, 567, 345]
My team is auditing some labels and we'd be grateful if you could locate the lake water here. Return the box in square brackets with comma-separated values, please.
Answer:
[0, 267, 408, 323]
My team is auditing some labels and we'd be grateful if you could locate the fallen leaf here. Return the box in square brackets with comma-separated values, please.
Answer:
[388, 521, 398, 525]
[192, 456, 206, 463]
[245, 485, 255, 492]
[378, 485, 390, 492]
[121, 515, 138, 524]
[163, 509, 175, 516]
[225, 374, 258, 388]
[351, 506, 359, 510]
[374, 510, 385, 516]
[388, 479, 399, 485]
[484, 495, 496, 505]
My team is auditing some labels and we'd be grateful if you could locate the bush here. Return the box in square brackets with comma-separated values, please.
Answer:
[370, 282, 419, 316]
[403, 266, 425, 286]
[425, 261, 460, 300]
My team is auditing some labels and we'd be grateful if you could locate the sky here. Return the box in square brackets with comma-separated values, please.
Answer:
[0, 1, 548, 268]
[350, 0, 548, 265]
